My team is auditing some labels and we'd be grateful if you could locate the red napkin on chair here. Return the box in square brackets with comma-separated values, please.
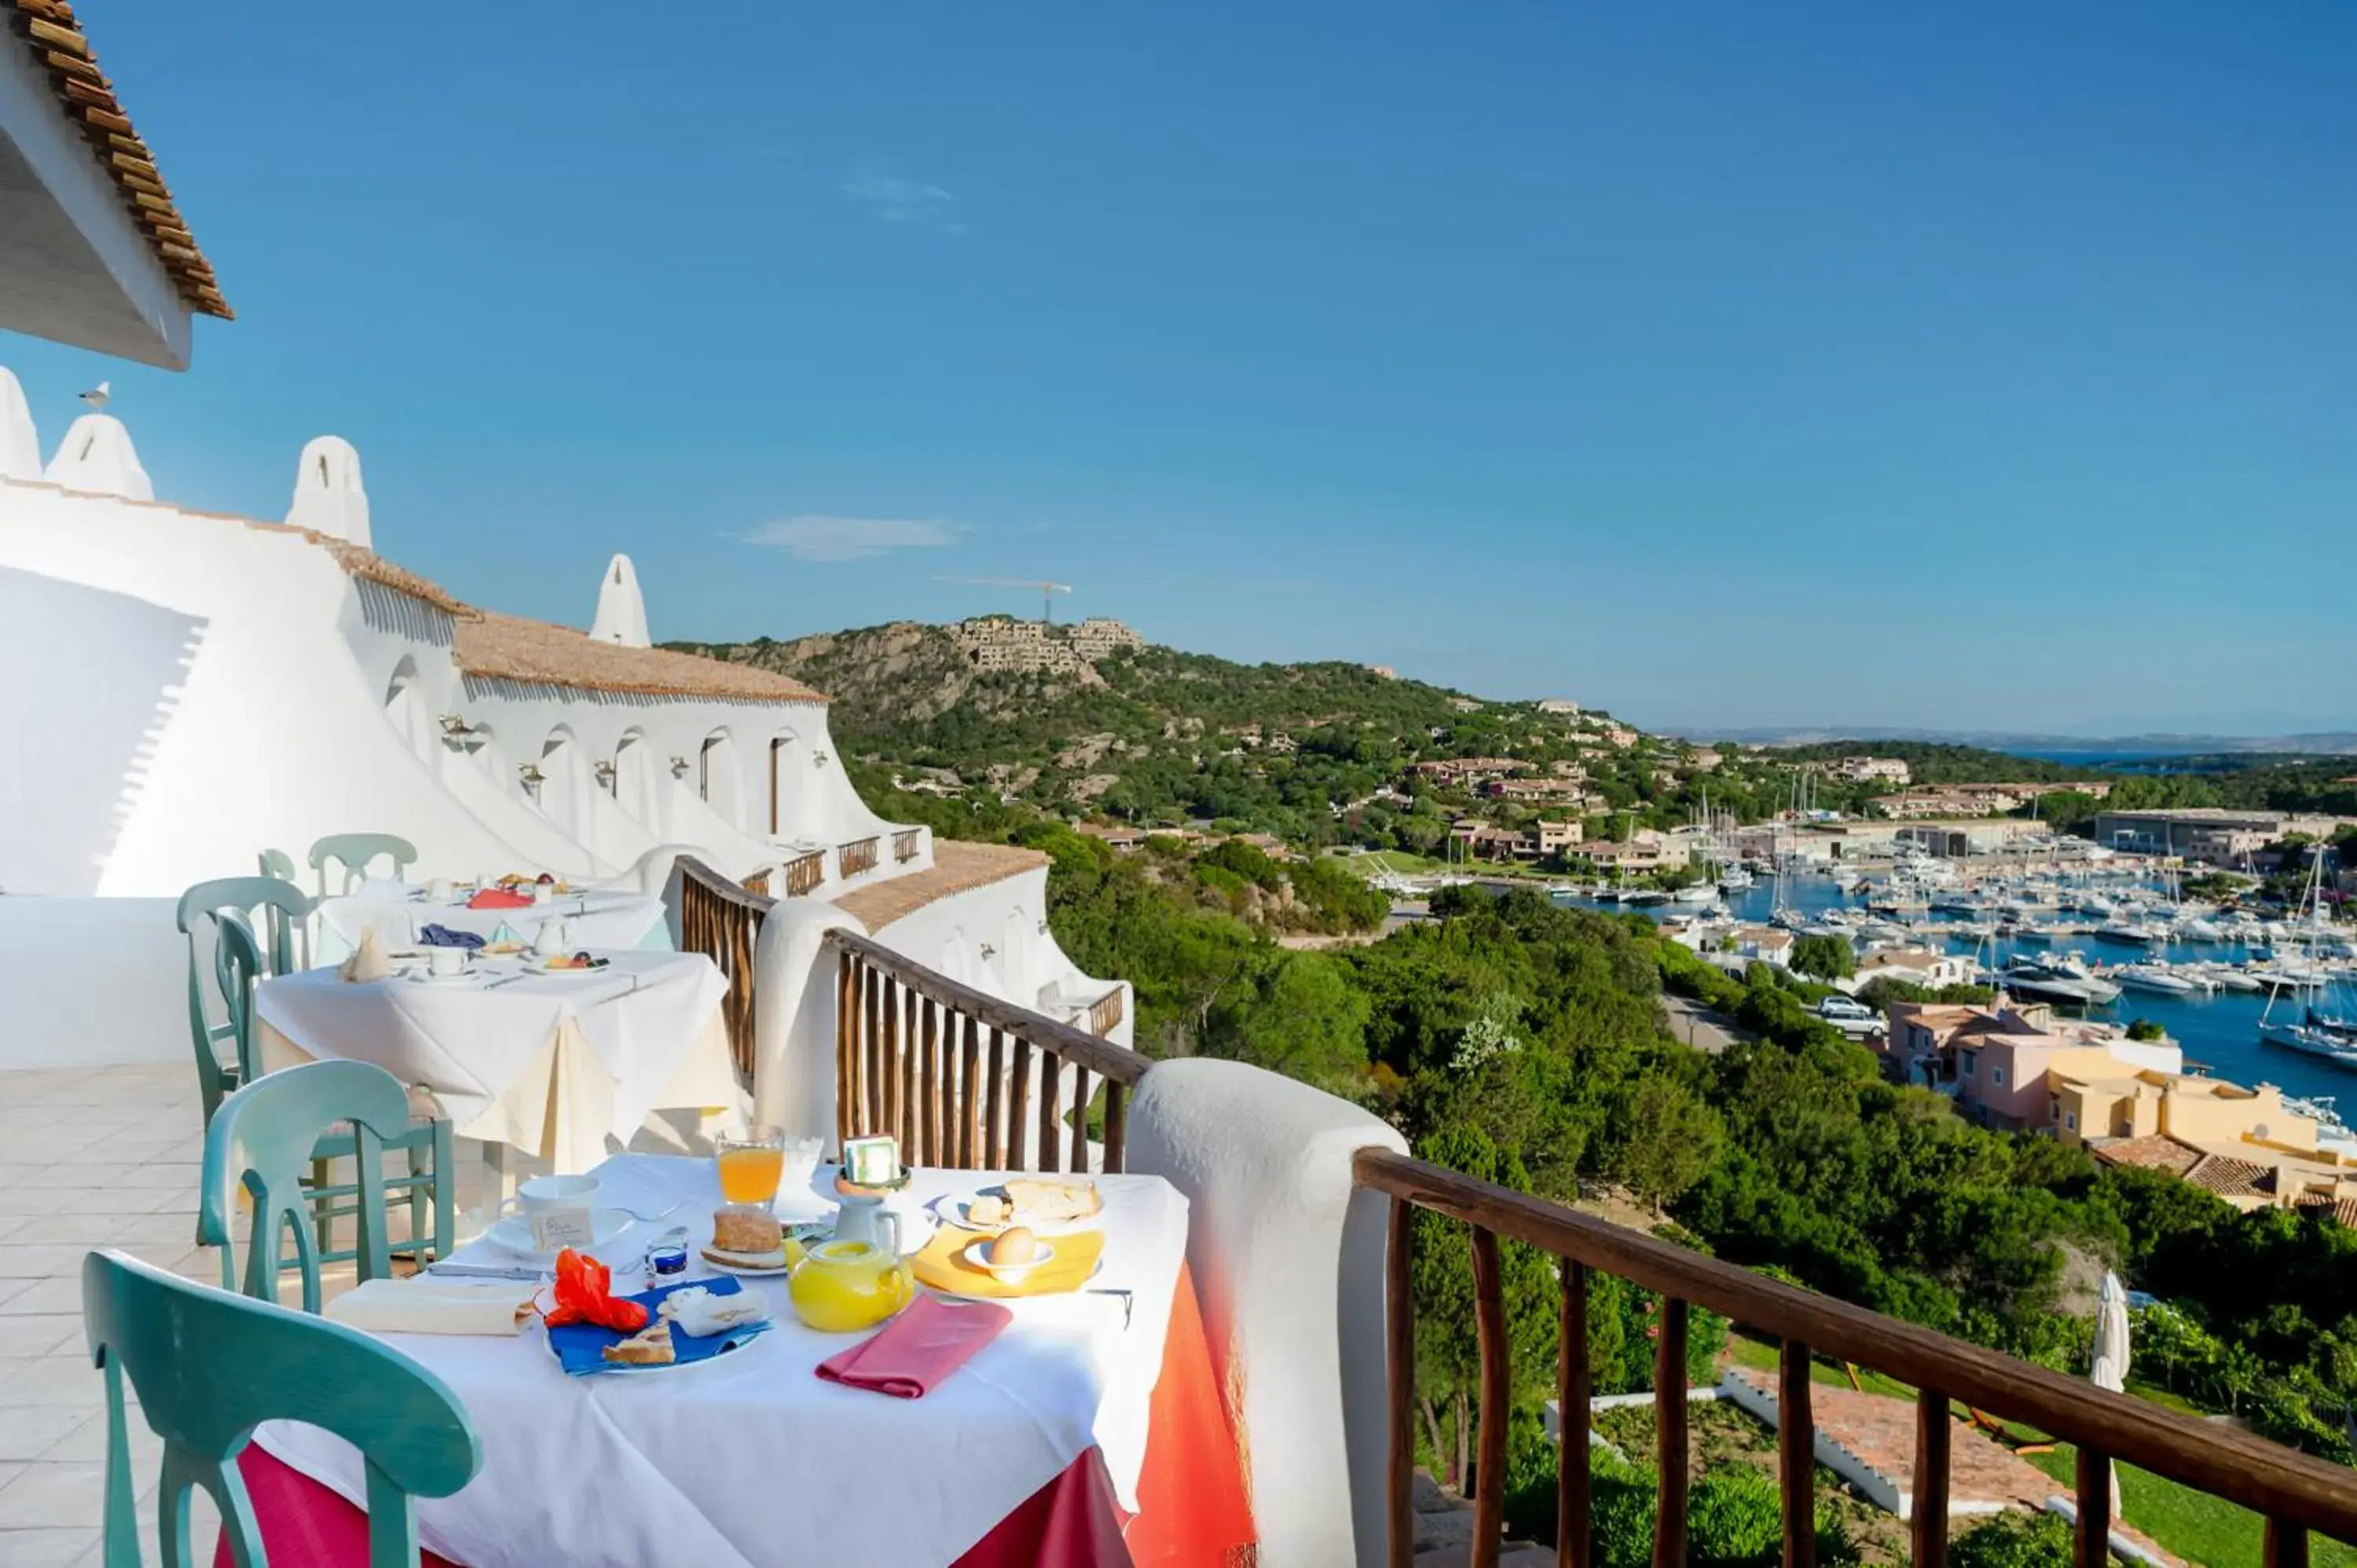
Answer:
[816, 1296, 1011, 1398]
[467, 888, 532, 909]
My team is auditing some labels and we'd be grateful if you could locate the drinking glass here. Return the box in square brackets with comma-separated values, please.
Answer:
[717, 1124, 786, 1207]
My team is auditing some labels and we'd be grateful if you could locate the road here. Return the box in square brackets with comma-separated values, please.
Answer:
[1661, 992, 1757, 1054]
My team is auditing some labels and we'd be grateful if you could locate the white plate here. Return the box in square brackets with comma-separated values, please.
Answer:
[962, 1237, 1056, 1286]
[522, 954, 610, 974]
[932, 1187, 1096, 1236]
[486, 1207, 636, 1259]
[699, 1251, 792, 1277]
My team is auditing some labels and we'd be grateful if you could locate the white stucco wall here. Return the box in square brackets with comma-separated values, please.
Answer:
[1126, 1059, 1406, 1568]
[0, 897, 185, 1068]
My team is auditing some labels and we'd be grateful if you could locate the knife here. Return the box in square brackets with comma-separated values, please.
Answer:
[423, 1262, 548, 1281]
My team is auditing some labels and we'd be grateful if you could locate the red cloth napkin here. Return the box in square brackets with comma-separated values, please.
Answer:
[816, 1295, 1011, 1398]
[467, 888, 532, 909]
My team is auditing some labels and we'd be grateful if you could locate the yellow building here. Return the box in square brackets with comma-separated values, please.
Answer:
[2060, 1067, 2357, 1216]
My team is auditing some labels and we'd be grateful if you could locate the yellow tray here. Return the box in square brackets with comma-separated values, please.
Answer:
[910, 1227, 1105, 1299]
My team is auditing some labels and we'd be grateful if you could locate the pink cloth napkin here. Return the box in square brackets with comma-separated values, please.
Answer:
[467, 888, 533, 909]
[815, 1295, 1011, 1398]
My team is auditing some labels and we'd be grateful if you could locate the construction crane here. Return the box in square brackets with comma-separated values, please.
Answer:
[937, 576, 1074, 624]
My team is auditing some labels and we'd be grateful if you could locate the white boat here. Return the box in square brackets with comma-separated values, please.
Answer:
[2116, 965, 2198, 997]
[2095, 921, 2165, 946]
[1668, 883, 1721, 905]
[2201, 966, 2264, 994]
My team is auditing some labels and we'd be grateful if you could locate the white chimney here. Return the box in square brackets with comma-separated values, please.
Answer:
[287, 435, 371, 548]
[0, 369, 38, 481]
[591, 554, 651, 647]
[45, 413, 153, 501]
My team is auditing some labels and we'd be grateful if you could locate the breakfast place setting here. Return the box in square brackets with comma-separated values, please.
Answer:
[313, 869, 669, 960]
[200, 1100, 1255, 1567]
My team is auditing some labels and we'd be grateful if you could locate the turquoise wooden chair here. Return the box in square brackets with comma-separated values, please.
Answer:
[201, 1059, 452, 1313]
[308, 833, 419, 896]
[82, 1247, 480, 1568]
[257, 847, 299, 883]
[179, 890, 453, 1284]
[175, 877, 315, 1126]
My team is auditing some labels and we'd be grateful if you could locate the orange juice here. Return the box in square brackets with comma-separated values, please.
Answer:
[717, 1145, 785, 1205]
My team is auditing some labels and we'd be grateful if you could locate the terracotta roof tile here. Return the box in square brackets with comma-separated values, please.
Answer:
[834, 841, 1047, 932]
[456, 610, 824, 704]
[6, 0, 229, 318]
[2085, 1136, 2205, 1177]
[2183, 1154, 2273, 1198]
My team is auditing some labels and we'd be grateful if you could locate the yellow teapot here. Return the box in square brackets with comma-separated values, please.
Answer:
[787, 1237, 911, 1332]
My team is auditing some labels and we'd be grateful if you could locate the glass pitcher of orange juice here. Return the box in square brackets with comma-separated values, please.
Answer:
[716, 1125, 786, 1207]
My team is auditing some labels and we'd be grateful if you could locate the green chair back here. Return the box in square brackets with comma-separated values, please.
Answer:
[175, 878, 312, 1128]
[258, 847, 299, 883]
[82, 1247, 479, 1568]
[308, 833, 419, 896]
[200, 1060, 417, 1314]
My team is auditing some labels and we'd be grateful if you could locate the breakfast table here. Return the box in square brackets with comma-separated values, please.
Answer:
[253, 951, 741, 1173]
[228, 1157, 1257, 1567]
[315, 881, 670, 959]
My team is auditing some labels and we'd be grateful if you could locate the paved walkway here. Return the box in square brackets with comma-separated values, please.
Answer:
[1662, 993, 1755, 1054]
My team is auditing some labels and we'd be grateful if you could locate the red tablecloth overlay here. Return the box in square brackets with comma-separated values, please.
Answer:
[221, 1262, 1255, 1567]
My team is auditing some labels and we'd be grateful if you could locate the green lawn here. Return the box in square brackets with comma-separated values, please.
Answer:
[1725, 1332, 2357, 1568]
[2020, 1445, 2357, 1568]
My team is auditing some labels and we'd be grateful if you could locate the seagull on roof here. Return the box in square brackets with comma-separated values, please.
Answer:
[78, 381, 110, 413]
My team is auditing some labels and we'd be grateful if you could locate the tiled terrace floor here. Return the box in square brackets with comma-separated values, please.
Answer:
[0, 1061, 500, 1566]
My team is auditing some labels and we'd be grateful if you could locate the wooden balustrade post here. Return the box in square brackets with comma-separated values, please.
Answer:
[1779, 1340, 1815, 1568]
[1913, 1389, 1949, 1568]
[919, 998, 939, 1165]
[2266, 1518, 2310, 1568]
[1654, 1299, 1688, 1568]
[834, 952, 856, 1150]
[862, 965, 882, 1135]
[899, 984, 918, 1152]
[2074, 1449, 2110, 1568]
[1069, 1067, 1092, 1173]
[1386, 1196, 1415, 1568]
[959, 1014, 981, 1168]
[881, 977, 901, 1145]
[1038, 1052, 1062, 1173]
[1008, 1039, 1032, 1171]
[984, 1028, 1006, 1169]
[1560, 1261, 1590, 1568]
[1470, 1229, 1508, 1568]
[1102, 1082, 1127, 1174]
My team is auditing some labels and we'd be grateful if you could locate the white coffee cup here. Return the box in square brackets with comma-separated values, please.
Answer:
[426, 946, 467, 978]
[497, 1173, 600, 1221]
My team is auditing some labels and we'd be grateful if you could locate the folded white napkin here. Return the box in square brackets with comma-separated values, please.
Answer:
[326, 1278, 537, 1337]
[338, 927, 392, 983]
[657, 1284, 772, 1339]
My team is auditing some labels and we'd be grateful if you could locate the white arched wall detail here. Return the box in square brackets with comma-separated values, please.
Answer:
[535, 726, 592, 837]
[699, 729, 742, 830]
[767, 730, 799, 839]
[614, 730, 658, 827]
[381, 655, 433, 761]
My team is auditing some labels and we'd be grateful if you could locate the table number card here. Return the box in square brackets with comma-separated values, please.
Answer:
[530, 1203, 597, 1253]
[843, 1134, 900, 1188]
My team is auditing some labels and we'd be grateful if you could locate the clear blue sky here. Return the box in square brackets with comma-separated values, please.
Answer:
[9, 2, 2355, 735]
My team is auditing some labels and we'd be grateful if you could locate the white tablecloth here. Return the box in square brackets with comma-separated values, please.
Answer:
[317, 886, 669, 958]
[255, 953, 738, 1172]
[258, 1157, 1189, 1568]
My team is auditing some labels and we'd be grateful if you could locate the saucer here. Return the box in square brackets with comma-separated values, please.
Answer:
[486, 1207, 634, 1258]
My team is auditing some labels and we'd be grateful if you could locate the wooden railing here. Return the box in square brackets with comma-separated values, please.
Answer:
[783, 850, 826, 897]
[1087, 986, 1125, 1038]
[827, 929, 1147, 1173]
[1354, 1148, 2357, 1568]
[739, 868, 772, 898]
[676, 856, 774, 1085]
[839, 837, 880, 878]
[893, 828, 922, 864]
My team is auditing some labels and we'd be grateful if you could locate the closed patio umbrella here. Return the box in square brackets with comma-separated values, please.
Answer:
[2089, 1271, 2131, 1519]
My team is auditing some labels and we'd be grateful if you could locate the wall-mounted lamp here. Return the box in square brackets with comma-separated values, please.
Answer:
[436, 714, 476, 737]
[670, 757, 692, 779]
[516, 764, 546, 787]
[812, 750, 832, 769]
[593, 760, 617, 787]
[978, 942, 997, 960]
[1037, 918, 1050, 936]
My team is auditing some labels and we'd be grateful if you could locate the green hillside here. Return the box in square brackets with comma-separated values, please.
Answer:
[665, 621, 1628, 844]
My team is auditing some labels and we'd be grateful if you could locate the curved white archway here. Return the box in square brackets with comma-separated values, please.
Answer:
[766, 729, 801, 839]
[613, 730, 658, 826]
[381, 656, 434, 760]
[534, 726, 593, 836]
[698, 730, 742, 830]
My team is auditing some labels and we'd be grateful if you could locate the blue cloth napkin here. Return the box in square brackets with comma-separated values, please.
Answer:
[419, 925, 485, 950]
[545, 1275, 772, 1377]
